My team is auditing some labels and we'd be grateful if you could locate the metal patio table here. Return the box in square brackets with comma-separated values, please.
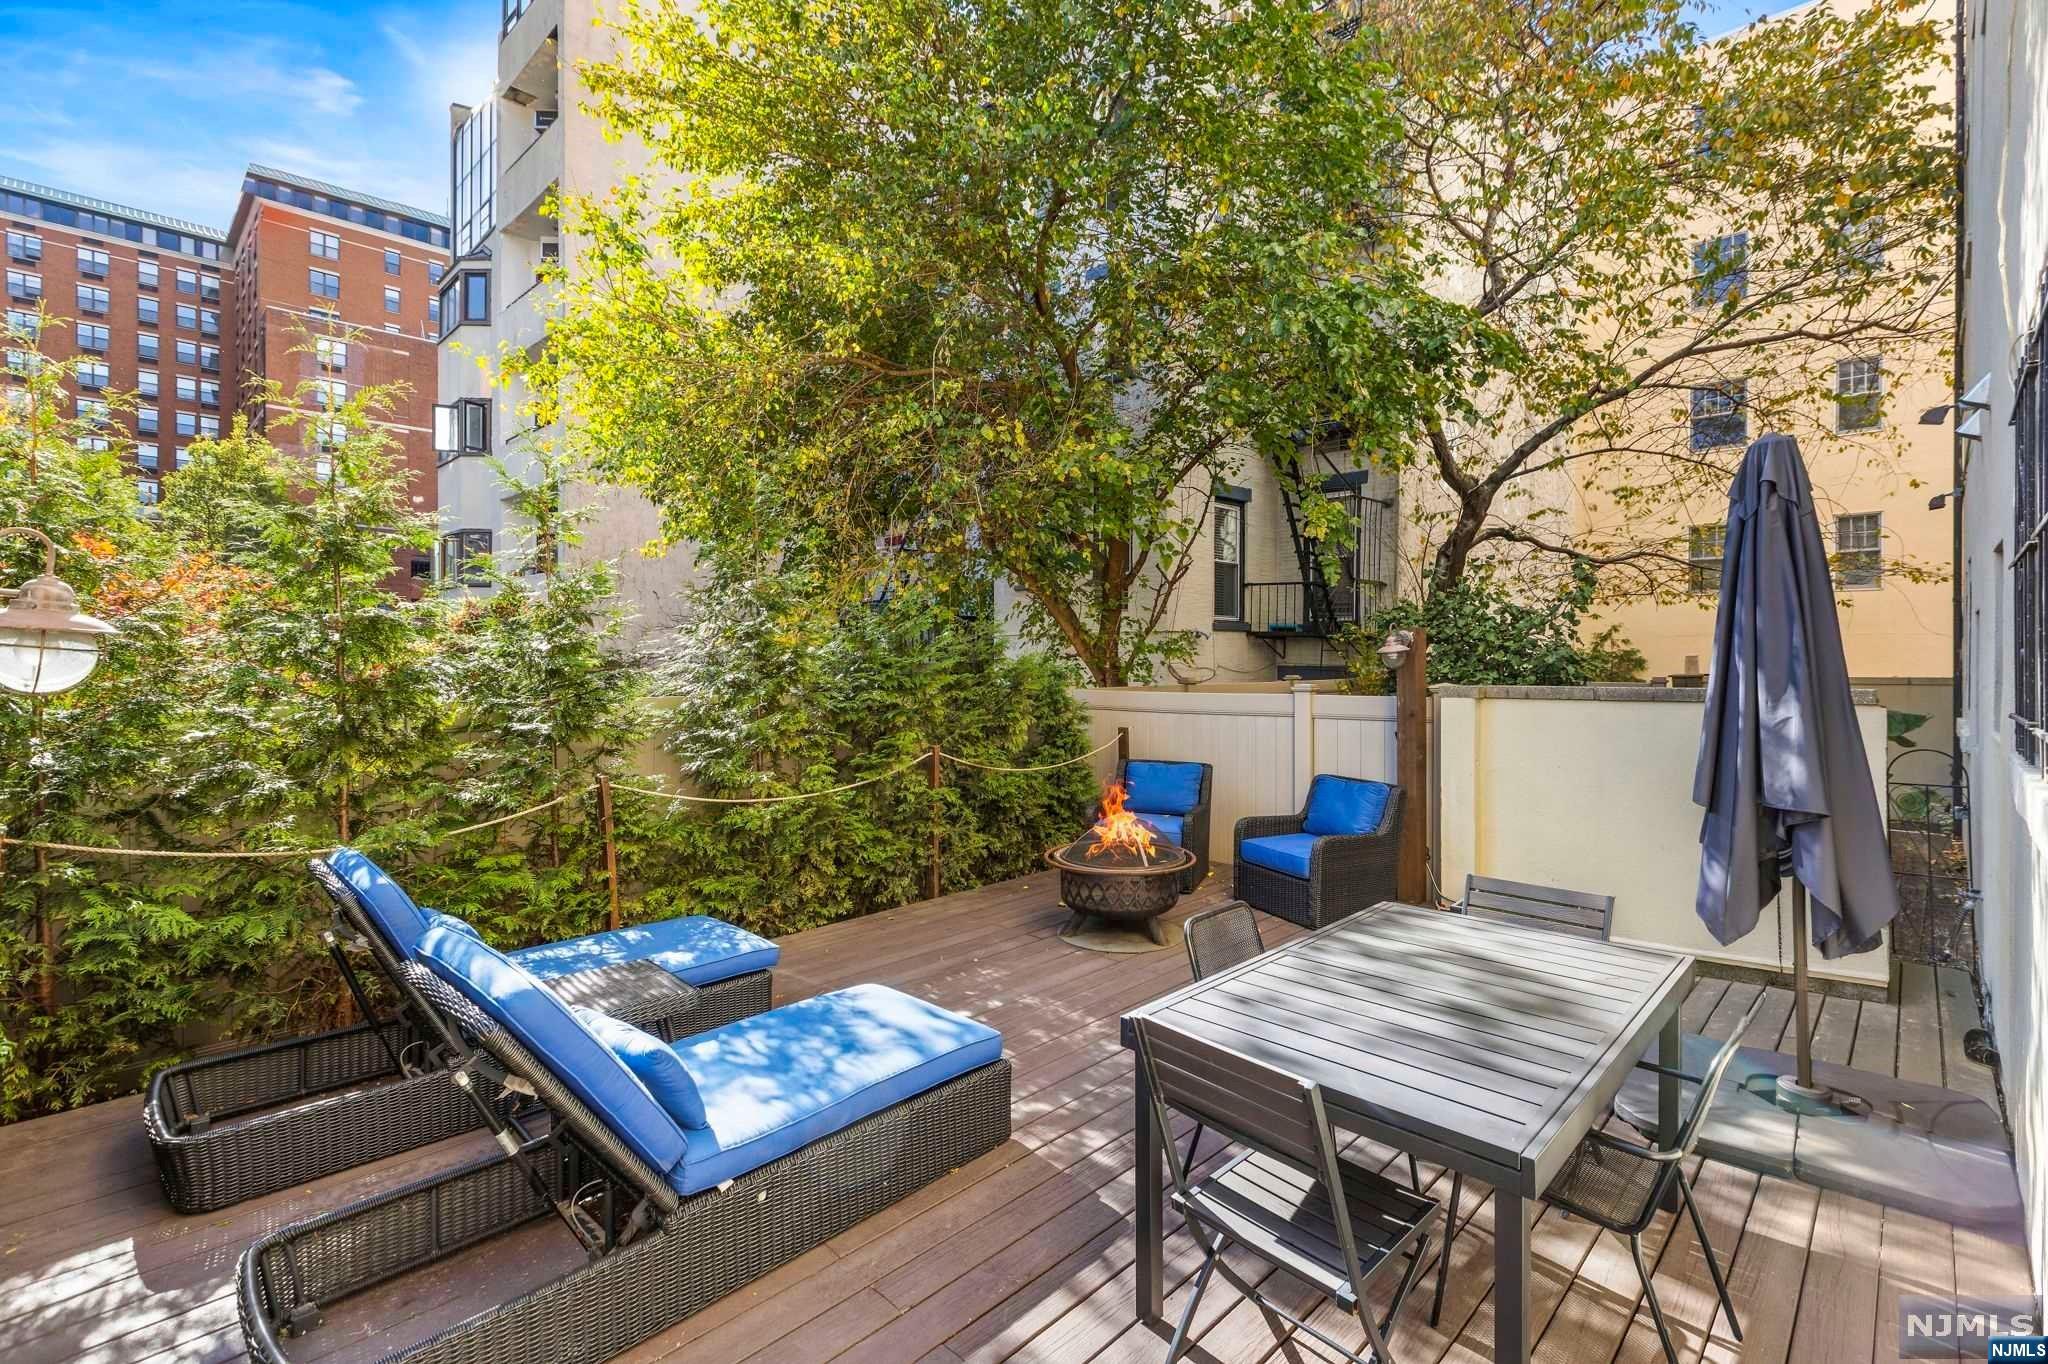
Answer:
[1122, 901, 1695, 1364]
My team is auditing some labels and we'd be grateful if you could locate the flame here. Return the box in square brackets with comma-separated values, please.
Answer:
[1087, 782, 1158, 863]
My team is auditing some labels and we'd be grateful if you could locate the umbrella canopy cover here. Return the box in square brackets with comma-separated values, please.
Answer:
[1693, 434, 1899, 958]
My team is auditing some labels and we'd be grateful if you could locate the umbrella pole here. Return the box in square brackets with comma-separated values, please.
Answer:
[1792, 880, 1815, 1090]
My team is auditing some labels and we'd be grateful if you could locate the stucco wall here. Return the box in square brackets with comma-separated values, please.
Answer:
[1434, 686, 1892, 987]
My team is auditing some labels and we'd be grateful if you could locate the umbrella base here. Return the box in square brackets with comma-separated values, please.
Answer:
[1615, 1034, 2022, 1230]
[1770, 1072, 1868, 1115]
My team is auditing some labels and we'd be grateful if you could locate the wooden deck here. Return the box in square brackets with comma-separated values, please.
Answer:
[0, 872, 2027, 1364]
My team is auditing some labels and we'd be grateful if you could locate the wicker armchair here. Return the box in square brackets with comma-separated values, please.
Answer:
[1102, 758, 1213, 893]
[1232, 778, 1403, 929]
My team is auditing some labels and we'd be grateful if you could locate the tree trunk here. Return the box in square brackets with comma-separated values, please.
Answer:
[1429, 486, 1495, 596]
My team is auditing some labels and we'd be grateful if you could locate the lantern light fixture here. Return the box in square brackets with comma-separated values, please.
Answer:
[1376, 628, 1414, 674]
[0, 527, 117, 696]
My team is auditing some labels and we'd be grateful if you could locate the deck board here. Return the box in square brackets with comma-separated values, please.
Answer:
[0, 873, 2027, 1363]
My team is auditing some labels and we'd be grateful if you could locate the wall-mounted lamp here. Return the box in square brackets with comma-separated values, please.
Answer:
[0, 528, 118, 695]
[1376, 628, 1414, 673]
[1921, 374, 1995, 436]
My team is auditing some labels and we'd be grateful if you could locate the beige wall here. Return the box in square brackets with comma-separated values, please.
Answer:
[1435, 686, 1892, 987]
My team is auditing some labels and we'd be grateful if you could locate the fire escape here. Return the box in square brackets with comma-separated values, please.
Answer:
[1240, 429, 1395, 666]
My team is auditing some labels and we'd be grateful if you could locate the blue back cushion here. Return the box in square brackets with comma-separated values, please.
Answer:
[511, 916, 780, 988]
[1302, 776, 1392, 837]
[572, 1005, 707, 1129]
[426, 909, 482, 940]
[1123, 761, 1204, 816]
[328, 848, 431, 956]
[415, 923, 688, 1176]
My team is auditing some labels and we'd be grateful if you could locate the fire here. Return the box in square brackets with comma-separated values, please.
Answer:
[1087, 782, 1159, 863]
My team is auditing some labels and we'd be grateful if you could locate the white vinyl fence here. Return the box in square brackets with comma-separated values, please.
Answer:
[1072, 683, 1397, 858]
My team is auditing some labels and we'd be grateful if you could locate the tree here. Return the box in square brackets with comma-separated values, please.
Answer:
[1356, 0, 1952, 599]
[528, 0, 1493, 684]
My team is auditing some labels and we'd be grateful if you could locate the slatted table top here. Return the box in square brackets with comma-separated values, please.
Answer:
[1123, 901, 1695, 1195]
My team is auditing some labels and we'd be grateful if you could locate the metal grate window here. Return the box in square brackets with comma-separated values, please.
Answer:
[2016, 299, 2048, 766]
[1689, 523, 1725, 594]
[1835, 512, 1882, 588]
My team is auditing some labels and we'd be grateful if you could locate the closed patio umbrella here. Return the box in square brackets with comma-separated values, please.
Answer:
[1693, 433, 1898, 1096]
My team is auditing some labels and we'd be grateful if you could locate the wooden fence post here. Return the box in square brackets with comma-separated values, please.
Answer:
[927, 745, 943, 901]
[597, 775, 621, 931]
[1396, 628, 1430, 904]
[1116, 726, 1129, 764]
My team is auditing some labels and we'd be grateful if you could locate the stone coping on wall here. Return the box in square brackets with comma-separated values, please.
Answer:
[1431, 683, 1882, 705]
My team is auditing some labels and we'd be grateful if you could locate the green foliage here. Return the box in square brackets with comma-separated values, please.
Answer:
[645, 578, 1097, 936]
[524, 0, 1500, 685]
[1341, 568, 1643, 690]
[1888, 709, 1930, 749]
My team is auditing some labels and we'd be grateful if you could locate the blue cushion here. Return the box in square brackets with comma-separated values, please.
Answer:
[426, 909, 482, 940]
[572, 1005, 707, 1129]
[1239, 833, 1319, 879]
[1135, 813, 1184, 846]
[666, 983, 1002, 1195]
[415, 924, 688, 1177]
[1123, 761, 1204, 816]
[511, 916, 780, 988]
[1302, 776, 1392, 837]
[328, 848, 432, 956]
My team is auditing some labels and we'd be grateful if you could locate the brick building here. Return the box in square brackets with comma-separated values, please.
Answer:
[1, 168, 451, 595]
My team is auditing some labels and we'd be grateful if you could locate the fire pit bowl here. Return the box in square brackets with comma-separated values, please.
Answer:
[1046, 839, 1196, 947]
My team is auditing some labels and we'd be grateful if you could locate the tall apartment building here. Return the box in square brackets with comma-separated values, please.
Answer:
[434, 0, 699, 639]
[0, 169, 450, 596]
[2, 175, 229, 499]
[227, 166, 452, 593]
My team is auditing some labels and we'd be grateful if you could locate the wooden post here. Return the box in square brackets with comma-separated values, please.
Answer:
[1396, 627, 1430, 904]
[927, 744, 943, 901]
[1116, 726, 1130, 764]
[597, 775, 621, 931]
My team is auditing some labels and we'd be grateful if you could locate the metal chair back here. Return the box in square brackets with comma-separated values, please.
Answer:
[1672, 991, 1770, 1160]
[1132, 1017, 1369, 1305]
[1459, 873, 1615, 940]
[1183, 901, 1264, 981]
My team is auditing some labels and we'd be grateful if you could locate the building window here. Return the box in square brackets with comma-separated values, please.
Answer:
[77, 359, 109, 390]
[137, 479, 161, 507]
[453, 101, 497, 256]
[136, 442, 159, 470]
[1213, 500, 1243, 621]
[5, 231, 40, 263]
[384, 285, 401, 314]
[136, 368, 158, 398]
[176, 374, 197, 401]
[1690, 381, 1747, 449]
[138, 296, 159, 325]
[1836, 356, 1883, 431]
[176, 303, 198, 330]
[384, 248, 401, 276]
[310, 230, 341, 260]
[5, 270, 39, 302]
[428, 261, 445, 285]
[76, 246, 109, 278]
[426, 297, 441, 336]
[4, 348, 38, 376]
[137, 258, 158, 290]
[316, 337, 348, 370]
[309, 268, 340, 300]
[1689, 523, 1726, 593]
[176, 339, 198, 366]
[78, 323, 109, 353]
[434, 398, 490, 456]
[78, 436, 111, 453]
[198, 414, 219, 438]
[78, 397, 109, 425]
[199, 272, 220, 302]
[176, 268, 197, 295]
[2018, 304, 2048, 764]
[198, 380, 219, 409]
[174, 446, 192, 468]
[199, 344, 219, 373]
[137, 332, 158, 362]
[199, 308, 218, 337]
[137, 404, 159, 435]
[313, 377, 348, 408]
[314, 419, 348, 453]
[440, 528, 494, 585]
[76, 284, 109, 315]
[1693, 232, 1748, 307]
[176, 411, 197, 437]
[1835, 512, 1882, 588]
[5, 307, 36, 337]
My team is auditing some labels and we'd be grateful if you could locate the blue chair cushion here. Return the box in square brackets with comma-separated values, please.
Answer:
[426, 909, 482, 940]
[666, 983, 1002, 1196]
[415, 924, 688, 1176]
[1302, 777, 1392, 837]
[510, 916, 780, 988]
[1135, 813, 1184, 846]
[1123, 761, 1204, 816]
[572, 1005, 707, 1130]
[1239, 833, 1319, 880]
[328, 848, 433, 956]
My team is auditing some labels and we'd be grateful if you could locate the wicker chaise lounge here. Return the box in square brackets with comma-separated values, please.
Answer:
[239, 920, 1011, 1364]
[146, 849, 779, 1213]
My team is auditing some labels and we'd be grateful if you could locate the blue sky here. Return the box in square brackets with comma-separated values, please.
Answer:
[0, 0, 1802, 234]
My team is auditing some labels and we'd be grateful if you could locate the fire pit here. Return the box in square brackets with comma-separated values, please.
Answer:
[1048, 784, 1195, 947]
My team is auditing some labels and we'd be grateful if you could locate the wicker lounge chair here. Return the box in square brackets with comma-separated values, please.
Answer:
[146, 849, 778, 1213]
[1232, 776, 1403, 929]
[239, 921, 1011, 1364]
[1106, 758, 1214, 892]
